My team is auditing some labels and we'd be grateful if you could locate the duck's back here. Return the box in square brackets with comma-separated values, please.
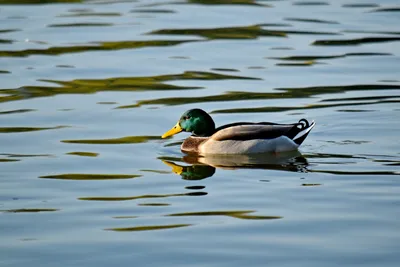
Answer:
[212, 124, 294, 141]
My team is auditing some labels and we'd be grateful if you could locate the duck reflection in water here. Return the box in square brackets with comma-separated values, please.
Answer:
[161, 151, 308, 180]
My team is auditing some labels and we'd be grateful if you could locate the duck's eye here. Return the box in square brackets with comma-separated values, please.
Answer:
[182, 116, 190, 120]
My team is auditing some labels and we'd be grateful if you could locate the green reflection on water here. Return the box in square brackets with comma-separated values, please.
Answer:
[150, 24, 340, 40]
[187, 0, 268, 6]
[321, 95, 400, 103]
[293, 1, 329, 6]
[370, 7, 400, 13]
[58, 12, 122, 17]
[342, 30, 400, 35]
[131, 9, 175, 14]
[0, 29, 20, 33]
[62, 135, 161, 145]
[278, 84, 400, 94]
[0, 126, 66, 133]
[119, 84, 400, 109]
[309, 170, 400, 176]
[276, 61, 316, 67]
[0, 40, 197, 58]
[0, 153, 53, 158]
[48, 23, 114, 28]
[212, 99, 400, 114]
[66, 152, 99, 157]
[40, 173, 141, 180]
[0, 109, 35, 115]
[106, 224, 192, 232]
[118, 91, 291, 109]
[150, 25, 285, 40]
[0, 71, 256, 104]
[0, 39, 13, 44]
[269, 52, 391, 61]
[285, 17, 339, 24]
[385, 163, 400, 166]
[97, 102, 117, 105]
[2, 208, 59, 213]
[313, 37, 400, 46]
[149, 24, 287, 40]
[79, 192, 207, 201]
[0, 158, 20, 162]
[167, 210, 282, 220]
[0, 0, 81, 3]
[113, 216, 138, 219]
[303, 152, 400, 176]
[342, 4, 379, 8]
[138, 203, 170, 206]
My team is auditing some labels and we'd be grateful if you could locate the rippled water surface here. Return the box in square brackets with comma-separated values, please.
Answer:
[1, 0, 400, 266]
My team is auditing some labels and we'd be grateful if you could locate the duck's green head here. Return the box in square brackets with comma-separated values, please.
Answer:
[162, 109, 215, 138]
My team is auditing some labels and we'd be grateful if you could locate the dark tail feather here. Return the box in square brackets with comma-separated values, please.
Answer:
[293, 120, 316, 145]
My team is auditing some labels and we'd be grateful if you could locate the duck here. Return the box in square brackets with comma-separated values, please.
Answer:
[161, 108, 315, 155]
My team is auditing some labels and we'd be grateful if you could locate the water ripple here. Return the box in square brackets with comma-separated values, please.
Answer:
[149, 24, 339, 40]
[2, 208, 59, 213]
[342, 4, 380, 8]
[370, 7, 400, 13]
[293, 1, 329, 6]
[40, 173, 141, 180]
[62, 135, 161, 144]
[285, 17, 339, 24]
[0, 109, 35, 115]
[167, 210, 282, 220]
[0, 125, 67, 133]
[118, 84, 400, 109]
[212, 99, 400, 114]
[0, 71, 257, 103]
[0, 40, 198, 58]
[58, 12, 122, 17]
[105, 223, 192, 232]
[269, 52, 392, 61]
[313, 37, 400, 46]
[179, 0, 268, 7]
[0, 0, 81, 4]
[79, 192, 208, 201]
[48, 22, 114, 27]
[66, 151, 99, 157]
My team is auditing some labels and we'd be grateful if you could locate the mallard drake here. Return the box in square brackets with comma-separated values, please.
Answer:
[161, 108, 315, 154]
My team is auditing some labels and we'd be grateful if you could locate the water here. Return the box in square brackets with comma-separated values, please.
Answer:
[1, 0, 400, 266]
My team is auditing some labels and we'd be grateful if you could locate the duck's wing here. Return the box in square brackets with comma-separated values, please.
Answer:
[212, 119, 315, 145]
[212, 123, 293, 141]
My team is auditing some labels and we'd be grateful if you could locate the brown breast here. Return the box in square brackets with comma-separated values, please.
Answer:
[181, 136, 209, 153]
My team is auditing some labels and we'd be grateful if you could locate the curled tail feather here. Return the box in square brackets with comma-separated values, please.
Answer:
[293, 120, 316, 145]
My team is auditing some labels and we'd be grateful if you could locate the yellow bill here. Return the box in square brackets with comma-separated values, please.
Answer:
[161, 122, 183, 138]
[162, 160, 184, 175]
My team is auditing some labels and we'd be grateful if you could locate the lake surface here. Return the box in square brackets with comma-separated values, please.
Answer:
[1, 0, 400, 266]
